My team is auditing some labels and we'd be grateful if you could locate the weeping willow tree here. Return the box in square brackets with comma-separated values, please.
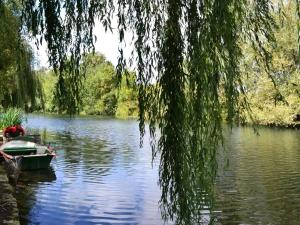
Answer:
[0, 0, 43, 111]
[20, 0, 297, 223]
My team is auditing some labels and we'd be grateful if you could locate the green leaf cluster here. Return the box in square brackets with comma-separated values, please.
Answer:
[115, 75, 138, 118]
[240, 1, 300, 127]
[81, 53, 117, 115]
[0, 1, 43, 111]
[0, 107, 25, 130]
[37, 53, 138, 118]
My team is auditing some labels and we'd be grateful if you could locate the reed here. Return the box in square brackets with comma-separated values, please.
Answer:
[0, 108, 25, 130]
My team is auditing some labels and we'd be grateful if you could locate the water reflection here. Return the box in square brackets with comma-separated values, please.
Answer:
[16, 115, 166, 225]
[17, 168, 57, 184]
[15, 167, 56, 224]
[14, 115, 300, 224]
[214, 126, 300, 224]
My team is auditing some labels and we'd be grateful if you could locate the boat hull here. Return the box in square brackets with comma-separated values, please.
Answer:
[0, 141, 56, 170]
[15, 154, 55, 170]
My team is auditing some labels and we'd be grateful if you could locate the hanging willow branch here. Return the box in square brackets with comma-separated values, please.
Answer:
[0, 1, 42, 110]
[20, 0, 278, 223]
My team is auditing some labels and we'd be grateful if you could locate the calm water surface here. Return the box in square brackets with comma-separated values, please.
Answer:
[10, 115, 300, 224]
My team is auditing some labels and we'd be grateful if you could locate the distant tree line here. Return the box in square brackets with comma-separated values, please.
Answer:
[37, 53, 138, 118]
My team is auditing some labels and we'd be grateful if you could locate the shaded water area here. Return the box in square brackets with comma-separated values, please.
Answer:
[215, 126, 300, 224]
[7, 114, 300, 224]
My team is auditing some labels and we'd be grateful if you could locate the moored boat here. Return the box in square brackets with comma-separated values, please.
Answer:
[0, 140, 55, 170]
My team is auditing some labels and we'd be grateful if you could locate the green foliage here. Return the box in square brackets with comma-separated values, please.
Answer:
[81, 53, 117, 115]
[116, 73, 138, 118]
[38, 69, 57, 112]
[0, 108, 25, 130]
[20, 0, 280, 223]
[240, 1, 300, 127]
[37, 53, 138, 118]
[0, 1, 43, 111]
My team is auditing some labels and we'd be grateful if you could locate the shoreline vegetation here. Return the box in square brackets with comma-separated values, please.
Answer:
[1, 3, 300, 128]
[1, 3, 300, 127]
[2, 49, 300, 127]
[26, 44, 300, 128]
[35, 53, 139, 119]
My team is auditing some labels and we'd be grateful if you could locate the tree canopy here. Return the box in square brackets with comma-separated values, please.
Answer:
[11, 0, 300, 223]
[38, 52, 138, 117]
[0, 0, 43, 111]
[239, 1, 300, 127]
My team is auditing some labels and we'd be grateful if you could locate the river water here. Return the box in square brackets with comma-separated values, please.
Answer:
[9, 115, 300, 224]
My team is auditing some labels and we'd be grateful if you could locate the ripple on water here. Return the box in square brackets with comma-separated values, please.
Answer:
[214, 126, 300, 224]
[17, 115, 300, 225]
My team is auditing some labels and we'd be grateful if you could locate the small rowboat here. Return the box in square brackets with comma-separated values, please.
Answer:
[0, 140, 55, 170]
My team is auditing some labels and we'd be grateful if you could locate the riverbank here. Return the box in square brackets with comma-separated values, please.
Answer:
[0, 164, 19, 224]
[241, 120, 300, 130]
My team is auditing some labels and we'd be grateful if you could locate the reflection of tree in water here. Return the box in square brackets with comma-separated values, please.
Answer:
[14, 127, 116, 225]
[213, 127, 300, 225]
[26, 118, 219, 224]
[37, 129, 120, 185]
[18, 168, 57, 184]
[80, 141, 114, 177]
[13, 167, 56, 224]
